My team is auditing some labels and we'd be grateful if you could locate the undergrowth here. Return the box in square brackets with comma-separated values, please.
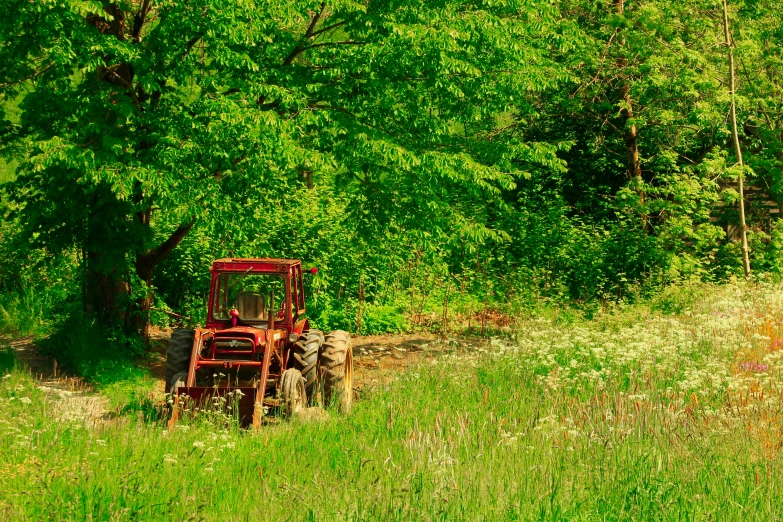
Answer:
[0, 346, 14, 375]
[40, 315, 158, 409]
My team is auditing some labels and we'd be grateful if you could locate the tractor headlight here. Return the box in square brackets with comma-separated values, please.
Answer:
[289, 333, 299, 343]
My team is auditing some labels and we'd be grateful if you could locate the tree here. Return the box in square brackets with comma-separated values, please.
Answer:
[517, 0, 733, 288]
[0, 0, 580, 339]
[721, 0, 751, 277]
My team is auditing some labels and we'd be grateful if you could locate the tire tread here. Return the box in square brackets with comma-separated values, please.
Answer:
[292, 329, 323, 401]
[319, 330, 353, 411]
[165, 329, 195, 392]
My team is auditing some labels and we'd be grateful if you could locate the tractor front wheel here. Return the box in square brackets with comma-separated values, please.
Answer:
[279, 368, 307, 417]
[319, 330, 353, 412]
[169, 371, 188, 395]
[165, 329, 195, 393]
[292, 329, 323, 403]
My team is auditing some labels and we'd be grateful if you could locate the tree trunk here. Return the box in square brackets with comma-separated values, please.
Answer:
[81, 192, 133, 327]
[83, 255, 131, 324]
[619, 83, 643, 187]
[722, 0, 752, 277]
[132, 221, 195, 342]
[613, 0, 646, 226]
[82, 220, 195, 342]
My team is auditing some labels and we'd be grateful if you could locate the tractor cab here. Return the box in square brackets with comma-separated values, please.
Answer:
[207, 258, 309, 333]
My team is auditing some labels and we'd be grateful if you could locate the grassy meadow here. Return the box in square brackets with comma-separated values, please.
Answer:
[1, 283, 783, 520]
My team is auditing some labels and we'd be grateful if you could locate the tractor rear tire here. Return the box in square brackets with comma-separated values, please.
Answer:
[319, 330, 353, 412]
[292, 329, 323, 402]
[165, 329, 195, 393]
[279, 368, 307, 417]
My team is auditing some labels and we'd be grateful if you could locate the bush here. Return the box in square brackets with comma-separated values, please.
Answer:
[0, 346, 15, 374]
[359, 304, 409, 335]
[38, 313, 146, 388]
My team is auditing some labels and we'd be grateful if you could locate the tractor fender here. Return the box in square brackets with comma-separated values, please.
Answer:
[292, 318, 309, 338]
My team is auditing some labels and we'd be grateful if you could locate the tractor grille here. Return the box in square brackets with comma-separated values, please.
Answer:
[214, 338, 255, 352]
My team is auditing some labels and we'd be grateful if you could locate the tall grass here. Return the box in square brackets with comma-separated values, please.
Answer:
[0, 288, 54, 337]
[1, 283, 782, 520]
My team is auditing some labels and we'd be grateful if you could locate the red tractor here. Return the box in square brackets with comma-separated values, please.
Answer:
[165, 258, 352, 427]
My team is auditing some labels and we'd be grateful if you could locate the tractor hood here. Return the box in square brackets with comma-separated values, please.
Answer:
[213, 327, 268, 347]
[212, 326, 289, 346]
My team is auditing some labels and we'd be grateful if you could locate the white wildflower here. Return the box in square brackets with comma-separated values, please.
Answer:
[163, 454, 178, 464]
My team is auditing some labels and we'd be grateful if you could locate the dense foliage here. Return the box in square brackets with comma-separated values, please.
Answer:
[1, 0, 782, 337]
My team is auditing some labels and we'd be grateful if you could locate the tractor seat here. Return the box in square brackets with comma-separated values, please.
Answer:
[235, 292, 266, 320]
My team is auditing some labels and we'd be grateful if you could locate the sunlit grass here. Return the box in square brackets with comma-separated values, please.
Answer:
[1, 283, 782, 520]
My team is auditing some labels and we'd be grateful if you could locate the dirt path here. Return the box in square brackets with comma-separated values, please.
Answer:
[3, 335, 55, 379]
[3, 329, 490, 424]
[352, 333, 440, 386]
[1, 334, 110, 425]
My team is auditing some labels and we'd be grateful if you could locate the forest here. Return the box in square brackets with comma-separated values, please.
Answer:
[1, 0, 782, 341]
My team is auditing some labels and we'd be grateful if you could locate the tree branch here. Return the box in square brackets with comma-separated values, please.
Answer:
[143, 221, 196, 266]
[310, 20, 346, 38]
[351, 171, 384, 195]
[258, 100, 282, 111]
[308, 103, 376, 129]
[87, 4, 127, 41]
[283, 3, 327, 66]
[132, 0, 152, 41]
[302, 41, 365, 52]
[0, 62, 55, 90]
[181, 34, 203, 61]
[213, 152, 248, 178]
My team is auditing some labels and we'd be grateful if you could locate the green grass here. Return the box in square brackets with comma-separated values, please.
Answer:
[1, 283, 783, 520]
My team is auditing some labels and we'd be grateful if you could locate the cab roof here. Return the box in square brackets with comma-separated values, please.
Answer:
[211, 258, 301, 272]
[213, 258, 301, 265]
